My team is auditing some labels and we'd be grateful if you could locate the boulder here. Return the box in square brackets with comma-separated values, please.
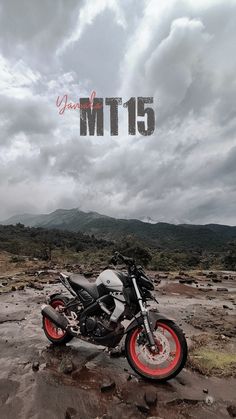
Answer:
[144, 390, 157, 406]
[28, 282, 44, 290]
[227, 405, 236, 418]
[32, 361, 40, 371]
[65, 407, 78, 419]
[205, 396, 214, 406]
[179, 278, 193, 285]
[207, 272, 217, 279]
[136, 403, 150, 414]
[59, 358, 74, 374]
[101, 380, 116, 392]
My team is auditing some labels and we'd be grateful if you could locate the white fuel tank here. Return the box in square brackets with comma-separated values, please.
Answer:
[96, 269, 123, 292]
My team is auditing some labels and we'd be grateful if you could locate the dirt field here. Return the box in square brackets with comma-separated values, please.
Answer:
[0, 252, 236, 419]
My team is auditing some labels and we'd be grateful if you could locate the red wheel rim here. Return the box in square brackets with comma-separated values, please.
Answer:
[129, 322, 181, 377]
[44, 300, 67, 339]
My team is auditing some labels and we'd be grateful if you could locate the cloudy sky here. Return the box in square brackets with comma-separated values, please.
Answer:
[0, 0, 236, 225]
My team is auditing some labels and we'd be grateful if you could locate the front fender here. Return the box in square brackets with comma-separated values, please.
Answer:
[125, 310, 170, 334]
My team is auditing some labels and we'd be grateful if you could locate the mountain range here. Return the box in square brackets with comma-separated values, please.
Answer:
[2, 208, 236, 252]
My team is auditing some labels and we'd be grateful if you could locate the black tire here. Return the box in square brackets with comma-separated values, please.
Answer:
[42, 295, 73, 345]
[125, 319, 188, 382]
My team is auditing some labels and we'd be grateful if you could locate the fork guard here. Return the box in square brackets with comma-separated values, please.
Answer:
[125, 310, 170, 334]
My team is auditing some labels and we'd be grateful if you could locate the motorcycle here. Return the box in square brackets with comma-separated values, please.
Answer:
[41, 252, 187, 381]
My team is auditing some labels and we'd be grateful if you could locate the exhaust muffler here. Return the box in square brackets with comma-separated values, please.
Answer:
[41, 304, 69, 330]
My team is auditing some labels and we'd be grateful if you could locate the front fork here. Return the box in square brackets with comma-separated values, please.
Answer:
[131, 275, 156, 351]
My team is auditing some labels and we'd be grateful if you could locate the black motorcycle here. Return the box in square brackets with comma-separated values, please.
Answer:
[41, 252, 187, 381]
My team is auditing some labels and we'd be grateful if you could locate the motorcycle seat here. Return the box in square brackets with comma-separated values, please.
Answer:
[68, 274, 99, 299]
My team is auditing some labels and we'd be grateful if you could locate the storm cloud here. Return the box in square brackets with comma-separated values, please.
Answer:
[0, 0, 236, 224]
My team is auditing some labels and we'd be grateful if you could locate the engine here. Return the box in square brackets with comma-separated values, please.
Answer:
[85, 313, 116, 338]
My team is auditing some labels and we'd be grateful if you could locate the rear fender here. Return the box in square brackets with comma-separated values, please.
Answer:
[46, 293, 65, 304]
[125, 310, 171, 334]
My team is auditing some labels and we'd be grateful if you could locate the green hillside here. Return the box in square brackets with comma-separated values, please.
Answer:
[2, 208, 236, 252]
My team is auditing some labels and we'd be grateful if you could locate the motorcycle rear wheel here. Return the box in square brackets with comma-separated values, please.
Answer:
[42, 296, 73, 345]
[125, 319, 187, 381]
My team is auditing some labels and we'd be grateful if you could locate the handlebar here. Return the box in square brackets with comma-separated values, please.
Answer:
[110, 252, 154, 291]
[110, 251, 135, 267]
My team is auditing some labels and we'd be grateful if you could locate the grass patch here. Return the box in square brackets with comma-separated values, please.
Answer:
[189, 346, 236, 377]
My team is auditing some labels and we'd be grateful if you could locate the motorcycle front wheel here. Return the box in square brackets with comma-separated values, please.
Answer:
[125, 319, 187, 381]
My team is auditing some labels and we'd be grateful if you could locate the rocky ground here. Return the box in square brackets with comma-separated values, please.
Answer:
[0, 251, 236, 419]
